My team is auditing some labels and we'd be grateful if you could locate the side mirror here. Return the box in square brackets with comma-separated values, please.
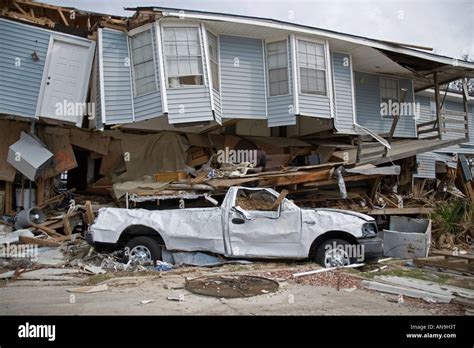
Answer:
[232, 217, 245, 224]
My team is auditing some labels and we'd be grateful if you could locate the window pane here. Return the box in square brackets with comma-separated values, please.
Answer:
[163, 28, 176, 41]
[164, 27, 203, 87]
[175, 28, 187, 41]
[131, 29, 157, 96]
[268, 55, 278, 69]
[207, 31, 218, 61]
[279, 81, 288, 95]
[211, 61, 219, 90]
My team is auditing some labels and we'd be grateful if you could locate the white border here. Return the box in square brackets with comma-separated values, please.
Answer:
[290, 35, 299, 115]
[201, 23, 214, 111]
[98, 28, 106, 124]
[261, 39, 268, 119]
[155, 20, 168, 113]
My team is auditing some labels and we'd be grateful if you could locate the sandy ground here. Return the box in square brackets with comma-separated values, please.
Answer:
[0, 263, 464, 315]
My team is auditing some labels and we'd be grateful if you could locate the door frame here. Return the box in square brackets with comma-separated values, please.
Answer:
[36, 35, 95, 126]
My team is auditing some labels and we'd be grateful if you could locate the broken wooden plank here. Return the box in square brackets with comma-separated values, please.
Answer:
[18, 236, 60, 247]
[84, 200, 95, 225]
[366, 207, 433, 215]
[30, 222, 63, 238]
[430, 250, 474, 264]
[271, 189, 289, 209]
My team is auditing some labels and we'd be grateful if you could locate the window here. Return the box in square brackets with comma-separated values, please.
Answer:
[380, 77, 399, 104]
[130, 29, 157, 96]
[297, 40, 326, 95]
[207, 31, 219, 91]
[163, 27, 204, 88]
[267, 40, 289, 96]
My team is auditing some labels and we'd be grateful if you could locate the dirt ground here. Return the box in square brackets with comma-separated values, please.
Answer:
[0, 262, 465, 315]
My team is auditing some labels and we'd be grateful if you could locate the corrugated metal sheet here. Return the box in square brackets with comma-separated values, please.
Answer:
[100, 28, 134, 124]
[354, 71, 416, 138]
[219, 35, 267, 119]
[267, 36, 296, 127]
[332, 52, 355, 133]
[166, 26, 213, 124]
[133, 25, 163, 122]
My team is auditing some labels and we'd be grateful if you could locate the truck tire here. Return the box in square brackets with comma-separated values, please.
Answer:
[125, 236, 162, 262]
[315, 238, 357, 268]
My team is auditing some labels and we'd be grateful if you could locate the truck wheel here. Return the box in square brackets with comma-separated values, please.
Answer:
[315, 238, 356, 268]
[125, 236, 162, 262]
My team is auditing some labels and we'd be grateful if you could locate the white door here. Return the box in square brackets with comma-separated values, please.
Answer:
[38, 38, 93, 125]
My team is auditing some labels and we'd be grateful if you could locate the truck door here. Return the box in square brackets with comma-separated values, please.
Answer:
[228, 188, 302, 258]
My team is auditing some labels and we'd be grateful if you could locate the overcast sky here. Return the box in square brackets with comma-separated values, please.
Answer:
[43, 0, 473, 59]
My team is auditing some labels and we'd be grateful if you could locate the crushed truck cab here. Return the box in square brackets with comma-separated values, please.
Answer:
[86, 187, 382, 267]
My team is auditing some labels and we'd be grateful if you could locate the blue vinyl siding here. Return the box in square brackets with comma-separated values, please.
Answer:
[354, 71, 416, 138]
[332, 52, 355, 133]
[298, 94, 331, 118]
[100, 28, 134, 124]
[267, 36, 296, 127]
[219, 35, 267, 119]
[133, 25, 162, 122]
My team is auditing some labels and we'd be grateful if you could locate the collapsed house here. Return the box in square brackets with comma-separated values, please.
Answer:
[0, 1, 473, 236]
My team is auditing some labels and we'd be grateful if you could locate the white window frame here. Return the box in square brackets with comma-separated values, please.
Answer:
[379, 76, 400, 118]
[128, 24, 159, 97]
[296, 37, 329, 97]
[206, 29, 220, 92]
[266, 38, 291, 97]
[161, 22, 206, 89]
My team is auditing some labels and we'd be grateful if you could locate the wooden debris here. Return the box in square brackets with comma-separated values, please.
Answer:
[18, 236, 60, 247]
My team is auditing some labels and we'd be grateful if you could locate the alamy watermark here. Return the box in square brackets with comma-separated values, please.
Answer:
[216, 147, 258, 166]
[0, 243, 38, 260]
[55, 100, 95, 120]
[324, 241, 365, 263]
[380, 100, 420, 119]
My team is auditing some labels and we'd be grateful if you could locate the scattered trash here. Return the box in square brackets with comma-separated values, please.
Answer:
[139, 300, 155, 305]
[150, 261, 173, 272]
[82, 264, 106, 275]
[167, 295, 185, 302]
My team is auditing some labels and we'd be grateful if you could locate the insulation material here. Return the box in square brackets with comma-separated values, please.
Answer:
[0, 120, 28, 182]
[113, 179, 169, 199]
[113, 132, 189, 182]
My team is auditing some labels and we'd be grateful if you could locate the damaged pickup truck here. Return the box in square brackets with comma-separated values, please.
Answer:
[86, 187, 382, 267]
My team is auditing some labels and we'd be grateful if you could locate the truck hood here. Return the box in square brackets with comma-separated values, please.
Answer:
[307, 208, 374, 222]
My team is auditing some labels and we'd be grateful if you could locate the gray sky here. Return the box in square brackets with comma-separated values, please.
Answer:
[44, 0, 473, 59]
